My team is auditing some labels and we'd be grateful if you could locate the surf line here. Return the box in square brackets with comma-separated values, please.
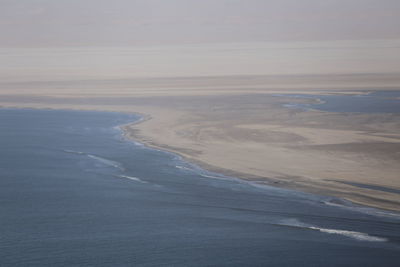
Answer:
[278, 219, 388, 242]
[63, 149, 124, 171]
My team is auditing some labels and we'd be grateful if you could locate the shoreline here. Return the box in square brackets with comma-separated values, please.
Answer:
[3, 107, 400, 266]
[1, 105, 399, 214]
[120, 114, 400, 213]
[1, 88, 399, 213]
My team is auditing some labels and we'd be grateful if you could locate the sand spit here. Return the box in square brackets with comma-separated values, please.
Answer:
[1, 75, 400, 211]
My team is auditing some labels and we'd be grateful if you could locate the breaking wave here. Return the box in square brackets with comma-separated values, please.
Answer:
[87, 155, 124, 170]
[176, 165, 228, 180]
[175, 165, 193, 171]
[63, 149, 124, 170]
[63, 149, 86, 155]
[118, 175, 147, 183]
[322, 199, 400, 220]
[309, 227, 387, 242]
[200, 173, 226, 179]
[278, 218, 388, 242]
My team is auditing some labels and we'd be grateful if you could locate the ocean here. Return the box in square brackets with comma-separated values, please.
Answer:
[278, 91, 400, 113]
[0, 108, 399, 266]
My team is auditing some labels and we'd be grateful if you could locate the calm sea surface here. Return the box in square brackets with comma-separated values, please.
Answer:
[280, 91, 400, 113]
[1, 109, 399, 266]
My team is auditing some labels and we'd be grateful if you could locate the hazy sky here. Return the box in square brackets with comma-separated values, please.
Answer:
[1, 0, 400, 46]
[1, 0, 399, 81]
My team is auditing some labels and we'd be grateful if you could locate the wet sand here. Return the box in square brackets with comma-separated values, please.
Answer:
[1, 75, 400, 211]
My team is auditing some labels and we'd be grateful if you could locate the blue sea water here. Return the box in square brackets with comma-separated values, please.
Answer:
[278, 91, 400, 113]
[0, 108, 399, 266]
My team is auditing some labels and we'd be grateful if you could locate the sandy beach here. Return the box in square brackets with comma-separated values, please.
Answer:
[1, 74, 400, 211]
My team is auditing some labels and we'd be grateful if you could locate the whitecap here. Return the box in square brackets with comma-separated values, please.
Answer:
[309, 227, 387, 242]
[278, 218, 387, 242]
[87, 155, 124, 170]
[175, 165, 192, 171]
[63, 149, 86, 155]
[200, 174, 225, 179]
[118, 175, 147, 183]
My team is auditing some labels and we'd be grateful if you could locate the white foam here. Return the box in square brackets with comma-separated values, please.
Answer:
[323, 200, 400, 220]
[200, 174, 225, 179]
[119, 175, 147, 183]
[309, 226, 387, 242]
[176, 165, 238, 182]
[87, 155, 124, 170]
[279, 218, 387, 242]
[175, 165, 192, 171]
[63, 149, 85, 155]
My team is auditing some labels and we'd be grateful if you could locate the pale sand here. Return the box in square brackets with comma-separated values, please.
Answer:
[1, 74, 400, 211]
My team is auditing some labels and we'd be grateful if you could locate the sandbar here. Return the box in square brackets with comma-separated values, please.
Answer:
[1, 74, 399, 211]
